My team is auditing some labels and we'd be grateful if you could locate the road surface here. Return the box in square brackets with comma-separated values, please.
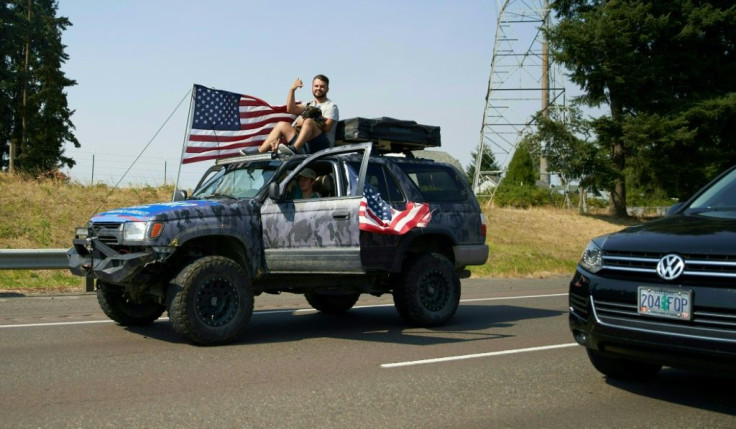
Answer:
[1, 277, 734, 427]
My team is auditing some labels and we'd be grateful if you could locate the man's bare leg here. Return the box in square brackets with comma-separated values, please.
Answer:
[258, 122, 297, 153]
[290, 119, 322, 151]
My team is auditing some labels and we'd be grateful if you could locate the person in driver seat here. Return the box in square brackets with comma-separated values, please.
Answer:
[290, 168, 320, 199]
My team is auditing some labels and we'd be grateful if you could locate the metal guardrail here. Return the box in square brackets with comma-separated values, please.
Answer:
[0, 249, 69, 270]
[0, 248, 94, 291]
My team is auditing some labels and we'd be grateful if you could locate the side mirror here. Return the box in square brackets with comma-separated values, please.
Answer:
[268, 182, 282, 201]
[665, 202, 683, 216]
[173, 189, 187, 201]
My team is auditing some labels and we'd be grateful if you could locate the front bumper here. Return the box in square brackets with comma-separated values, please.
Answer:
[67, 237, 157, 285]
[569, 269, 736, 372]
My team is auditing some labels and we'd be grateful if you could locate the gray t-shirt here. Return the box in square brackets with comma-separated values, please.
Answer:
[306, 99, 339, 145]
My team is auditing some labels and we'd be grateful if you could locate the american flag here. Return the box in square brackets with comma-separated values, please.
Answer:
[359, 184, 431, 234]
[183, 84, 295, 164]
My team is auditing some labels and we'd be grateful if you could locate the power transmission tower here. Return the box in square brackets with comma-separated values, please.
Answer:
[472, 0, 567, 196]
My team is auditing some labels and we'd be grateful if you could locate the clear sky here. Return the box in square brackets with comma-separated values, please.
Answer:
[55, 0, 538, 190]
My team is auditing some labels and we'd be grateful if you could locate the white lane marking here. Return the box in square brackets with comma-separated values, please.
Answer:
[0, 293, 568, 329]
[0, 319, 117, 328]
[381, 343, 580, 368]
[462, 293, 568, 302]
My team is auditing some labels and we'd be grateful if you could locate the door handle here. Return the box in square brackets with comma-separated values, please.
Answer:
[333, 211, 350, 220]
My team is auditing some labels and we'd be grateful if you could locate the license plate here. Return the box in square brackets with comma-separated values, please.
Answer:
[638, 287, 692, 320]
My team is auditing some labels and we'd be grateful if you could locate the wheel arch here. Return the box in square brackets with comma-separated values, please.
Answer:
[173, 234, 254, 278]
[393, 232, 456, 272]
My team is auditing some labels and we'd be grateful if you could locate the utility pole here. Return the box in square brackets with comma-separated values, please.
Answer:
[539, 0, 550, 185]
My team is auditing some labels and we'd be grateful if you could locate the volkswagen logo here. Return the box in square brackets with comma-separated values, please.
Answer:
[657, 254, 685, 280]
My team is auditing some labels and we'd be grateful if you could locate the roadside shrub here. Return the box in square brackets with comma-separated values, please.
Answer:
[492, 185, 564, 208]
[626, 191, 678, 207]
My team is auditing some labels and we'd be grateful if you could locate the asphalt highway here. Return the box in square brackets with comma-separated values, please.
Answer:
[1, 277, 734, 427]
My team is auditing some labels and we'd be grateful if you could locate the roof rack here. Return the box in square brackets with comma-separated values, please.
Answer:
[215, 152, 276, 165]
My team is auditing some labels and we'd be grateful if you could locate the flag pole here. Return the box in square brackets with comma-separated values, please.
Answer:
[173, 84, 196, 200]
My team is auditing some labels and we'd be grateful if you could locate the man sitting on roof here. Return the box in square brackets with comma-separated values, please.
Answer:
[256, 75, 339, 156]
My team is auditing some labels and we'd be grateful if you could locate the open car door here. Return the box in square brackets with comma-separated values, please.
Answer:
[260, 143, 371, 273]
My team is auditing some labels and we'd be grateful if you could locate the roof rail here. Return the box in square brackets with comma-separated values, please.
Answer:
[215, 152, 276, 165]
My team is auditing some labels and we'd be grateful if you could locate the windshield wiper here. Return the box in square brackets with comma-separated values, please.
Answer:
[202, 192, 237, 200]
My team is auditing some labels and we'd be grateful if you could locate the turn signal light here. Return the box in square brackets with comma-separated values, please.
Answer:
[150, 222, 164, 239]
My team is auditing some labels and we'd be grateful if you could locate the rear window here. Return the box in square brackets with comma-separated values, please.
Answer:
[397, 163, 468, 202]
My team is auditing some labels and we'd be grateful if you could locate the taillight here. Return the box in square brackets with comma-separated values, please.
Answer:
[480, 214, 487, 238]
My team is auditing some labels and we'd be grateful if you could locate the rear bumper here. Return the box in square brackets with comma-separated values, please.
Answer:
[453, 244, 489, 268]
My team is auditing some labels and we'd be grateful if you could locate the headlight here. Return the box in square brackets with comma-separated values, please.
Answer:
[123, 222, 148, 241]
[74, 227, 89, 240]
[579, 240, 603, 273]
[123, 221, 164, 241]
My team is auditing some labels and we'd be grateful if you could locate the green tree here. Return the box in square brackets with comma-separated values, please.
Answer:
[0, 3, 19, 168]
[503, 143, 537, 188]
[548, 0, 736, 214]
[465, 142, 499, 186]
[524, 104, 611, 212]
[2, 0, 78, 174]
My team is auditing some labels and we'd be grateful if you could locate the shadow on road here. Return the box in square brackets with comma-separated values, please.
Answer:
[0, 292, 26, 298]
[605, 369, 736, 415]
[125, 303, 564, 347]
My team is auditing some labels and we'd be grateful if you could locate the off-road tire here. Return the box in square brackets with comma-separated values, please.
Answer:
[305, 292, 361, 314]
[168, 256, 253, 346]
[586, 349, 662, 380]
[96, 282, 165, 326]
[393, 252, 460, 327]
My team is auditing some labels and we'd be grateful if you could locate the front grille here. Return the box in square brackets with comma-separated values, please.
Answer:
[593, 296, 736, 338]
[569, 289, 589, 319]
[603, 250, 736, 280]
[91, 222, 123, 245]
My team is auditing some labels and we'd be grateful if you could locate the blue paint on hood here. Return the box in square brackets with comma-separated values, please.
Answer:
[91, 200, 223, 223]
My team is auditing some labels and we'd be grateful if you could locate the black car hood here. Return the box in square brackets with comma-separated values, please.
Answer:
[601, 213, 736, 255]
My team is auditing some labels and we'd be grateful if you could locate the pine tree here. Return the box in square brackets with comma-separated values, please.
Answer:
[504, 143, 537, 188]
[4, 0, 78, 174]
[549, 0, 736, 213]
[465, 142, 499, 186]
[0, 3, 19, 169]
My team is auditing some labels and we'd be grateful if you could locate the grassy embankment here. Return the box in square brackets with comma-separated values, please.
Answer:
[0, 173, 639, 294]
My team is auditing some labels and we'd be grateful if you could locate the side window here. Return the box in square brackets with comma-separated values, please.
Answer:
[285, 160, 339, 200]
[343, 163, 359, 196]
[398, 163, 469, 203]
[346, 162, 404, 202]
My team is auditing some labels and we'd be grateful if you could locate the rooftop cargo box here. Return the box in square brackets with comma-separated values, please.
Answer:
[335, 117, 440, 152]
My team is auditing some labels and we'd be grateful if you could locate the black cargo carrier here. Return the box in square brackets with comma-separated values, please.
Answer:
[335, 117, 440, 152]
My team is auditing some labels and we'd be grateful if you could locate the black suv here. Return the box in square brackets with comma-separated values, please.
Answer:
[569, 165, 736, 379]
[68, 137, 488, 345]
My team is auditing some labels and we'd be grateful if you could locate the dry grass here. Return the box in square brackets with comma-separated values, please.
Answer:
[0, 173, 173, 293]
[0, 173, 641, 293]
[0, 173, 173, 249]
[479, 205, 638, 278]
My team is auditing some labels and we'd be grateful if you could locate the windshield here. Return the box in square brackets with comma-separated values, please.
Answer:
[687, 167, 736, 213]
[191, 161, 280, 199]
